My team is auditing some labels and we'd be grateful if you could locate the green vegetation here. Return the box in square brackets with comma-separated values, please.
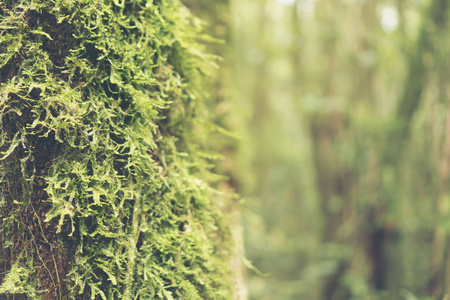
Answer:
[0, 0, 233, 299]
[3, 0, 449, 299]
[231, 0, 450, 299]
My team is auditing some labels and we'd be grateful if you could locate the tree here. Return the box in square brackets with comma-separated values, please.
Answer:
[234, 0, 450, 299]
[0, 0, 233, 299]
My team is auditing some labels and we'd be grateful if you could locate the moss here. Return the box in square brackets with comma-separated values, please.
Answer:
[0, 0, 233, 299]
[0, 261, 37, 298]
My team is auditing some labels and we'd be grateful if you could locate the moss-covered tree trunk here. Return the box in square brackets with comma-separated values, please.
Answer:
[0, 0, 233, 299]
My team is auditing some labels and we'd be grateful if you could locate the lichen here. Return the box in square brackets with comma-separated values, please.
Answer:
[0, 0, 233, 299]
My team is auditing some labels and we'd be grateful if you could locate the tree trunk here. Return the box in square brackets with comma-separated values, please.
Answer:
[0, 1, 234, 299]
[375, 0, 449, 293]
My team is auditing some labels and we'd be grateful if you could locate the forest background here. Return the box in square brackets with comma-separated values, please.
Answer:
[194, 0, 450, 299]
[0, 0, 449, 299]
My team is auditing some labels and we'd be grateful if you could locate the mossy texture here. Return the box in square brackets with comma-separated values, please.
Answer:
[0, 0, 233, 299]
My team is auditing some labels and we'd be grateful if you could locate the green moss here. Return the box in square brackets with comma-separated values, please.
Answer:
[0, 0, 233, 299]
[0, 262, 37, 298]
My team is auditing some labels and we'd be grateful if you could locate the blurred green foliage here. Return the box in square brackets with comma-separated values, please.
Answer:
[230, 0, 450, 299]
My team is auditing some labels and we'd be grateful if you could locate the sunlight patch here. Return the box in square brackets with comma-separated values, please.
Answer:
[381, 6, 399, 34]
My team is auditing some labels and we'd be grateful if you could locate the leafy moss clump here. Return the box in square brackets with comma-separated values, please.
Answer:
[0, 0, 233, 299]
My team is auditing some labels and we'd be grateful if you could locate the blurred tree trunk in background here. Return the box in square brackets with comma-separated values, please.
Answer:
[233, 0, 450, 298]
[378, 0, 448, 295]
